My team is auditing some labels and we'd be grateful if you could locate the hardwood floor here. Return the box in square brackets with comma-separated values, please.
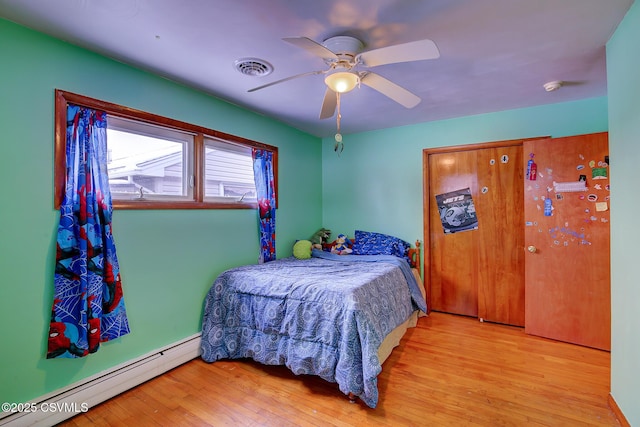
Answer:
[58, 312, 619, 426]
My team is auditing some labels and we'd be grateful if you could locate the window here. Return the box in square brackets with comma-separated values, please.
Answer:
[54, 90, 277, 210]
[203, 138, 257, 203]
[107, 116, 194, 201]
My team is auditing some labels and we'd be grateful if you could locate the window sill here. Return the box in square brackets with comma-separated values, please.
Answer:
[112, 200, 258, 210]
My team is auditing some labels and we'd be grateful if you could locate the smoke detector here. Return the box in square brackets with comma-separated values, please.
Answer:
[234, 58, 273, 77]
[543, 80, 563, 92]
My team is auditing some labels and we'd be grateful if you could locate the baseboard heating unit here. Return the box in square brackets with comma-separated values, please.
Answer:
[0, 333, 201, 427]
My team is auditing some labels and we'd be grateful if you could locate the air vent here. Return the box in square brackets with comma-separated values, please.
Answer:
[234, 58, 273, 77]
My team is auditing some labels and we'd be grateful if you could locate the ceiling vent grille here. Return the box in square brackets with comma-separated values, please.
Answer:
[234, 58, 273, 77]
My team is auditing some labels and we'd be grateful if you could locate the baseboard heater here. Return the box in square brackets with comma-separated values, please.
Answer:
[0, 333, 201, 427]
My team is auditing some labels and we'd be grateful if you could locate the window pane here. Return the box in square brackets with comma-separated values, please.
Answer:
[204, 139, 256, 202]
[107, 117, 192, 200]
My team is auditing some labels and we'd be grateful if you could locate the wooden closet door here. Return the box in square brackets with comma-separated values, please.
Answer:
[523, 133, 610, 350]
[429, 150, 480, 318]
[427, 142, 525, 326]
[475, 146, 525, 326]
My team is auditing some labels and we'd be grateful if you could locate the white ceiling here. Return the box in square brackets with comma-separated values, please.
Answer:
[0, 0, 633, 138]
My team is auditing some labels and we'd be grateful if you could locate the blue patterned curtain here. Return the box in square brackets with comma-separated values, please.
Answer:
[252, 149, 276, 263]
[47, 104, 130, 358]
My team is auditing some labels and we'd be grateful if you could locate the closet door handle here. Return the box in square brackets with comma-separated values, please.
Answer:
[527, 245, 537, 253]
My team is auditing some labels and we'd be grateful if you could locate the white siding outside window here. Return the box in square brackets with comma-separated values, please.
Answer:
[203, 137, 257, 202]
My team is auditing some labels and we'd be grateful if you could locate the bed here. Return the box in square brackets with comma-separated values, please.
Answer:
[200, 231, 427, 408]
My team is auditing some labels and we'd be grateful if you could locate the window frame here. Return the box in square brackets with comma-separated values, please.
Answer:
[54, 89, 278, 210]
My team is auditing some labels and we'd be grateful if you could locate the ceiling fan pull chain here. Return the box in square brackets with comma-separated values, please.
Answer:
[334, 92, 344, 154]
[336, 92, 341, 134]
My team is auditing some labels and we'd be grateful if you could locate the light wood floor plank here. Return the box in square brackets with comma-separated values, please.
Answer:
[57, 312, 620, 426]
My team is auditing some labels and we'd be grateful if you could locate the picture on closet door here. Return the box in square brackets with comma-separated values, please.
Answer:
[435, 188, 479, 234]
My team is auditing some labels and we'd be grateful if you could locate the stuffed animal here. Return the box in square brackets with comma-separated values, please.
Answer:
[331, 234, 353, 255]
[310, 228, 331, 249]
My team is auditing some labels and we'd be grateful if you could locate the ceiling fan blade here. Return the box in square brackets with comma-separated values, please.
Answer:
[248, 70, 325, 92]
[283, 37, 338, 60]
[357, 39, 440, 67]
[319, 88, 337, 119]
[360, 72, 421, 108]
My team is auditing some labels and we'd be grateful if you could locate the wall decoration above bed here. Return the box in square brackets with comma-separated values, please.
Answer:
[200, 237, 426, 408]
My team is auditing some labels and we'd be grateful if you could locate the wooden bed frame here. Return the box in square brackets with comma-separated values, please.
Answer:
[407, 240, 422, 277]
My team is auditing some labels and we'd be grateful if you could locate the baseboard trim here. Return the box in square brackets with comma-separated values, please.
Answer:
[608, 393, 630, 427]
[0, 334, 201, 427]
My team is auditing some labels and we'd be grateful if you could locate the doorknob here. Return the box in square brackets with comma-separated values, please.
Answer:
[527, 245, 537, 253]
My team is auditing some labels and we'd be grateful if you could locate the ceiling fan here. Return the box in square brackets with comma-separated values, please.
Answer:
[248, 35, 441, 120]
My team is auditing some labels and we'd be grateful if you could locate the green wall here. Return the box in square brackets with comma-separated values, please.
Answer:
[321, 98, 608, 244]
[607, 1, 640, 425]
[0, 19, 322, 405]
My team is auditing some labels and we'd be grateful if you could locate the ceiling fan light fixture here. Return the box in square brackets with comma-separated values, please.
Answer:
[325, 71, 359, 93]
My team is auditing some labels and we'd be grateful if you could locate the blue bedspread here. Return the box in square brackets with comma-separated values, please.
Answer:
[200, 250, 426, 408]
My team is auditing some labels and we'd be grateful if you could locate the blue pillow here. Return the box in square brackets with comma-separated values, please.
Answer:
[352, 230, 411, 260]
